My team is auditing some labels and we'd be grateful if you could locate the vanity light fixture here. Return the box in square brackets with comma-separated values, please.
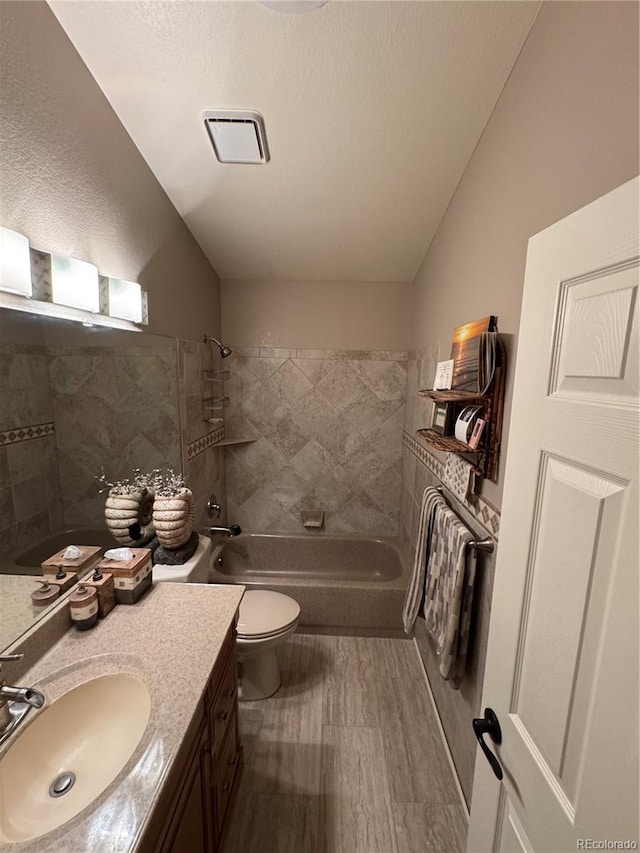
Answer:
[51, 255, 100, 313]
[0, 227, 32, 297]
[107, 277, 143, 323]
[0, 291, 142, 332]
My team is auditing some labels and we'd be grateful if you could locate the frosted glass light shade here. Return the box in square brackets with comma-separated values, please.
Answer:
[51, 255, 99, 313]
[0, 227, 32, 297]
[108, 277, 143, 323]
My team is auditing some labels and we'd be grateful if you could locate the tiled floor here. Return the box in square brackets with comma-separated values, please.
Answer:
[221, 634, 468, 853]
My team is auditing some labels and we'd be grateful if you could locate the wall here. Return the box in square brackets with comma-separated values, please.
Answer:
[0, 1, 220, 341]
[0, 311, 182, 549]
[178, 339, 226, 532]
[401, 1, 639, 807]
[224, 346, 406, 535]
[222, 280, 413, 350]
[0, 315, 62, 555]
[221, 280, 411, 534]
[47, 334, 181, 527]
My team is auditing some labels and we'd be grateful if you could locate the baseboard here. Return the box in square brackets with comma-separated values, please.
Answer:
[297, 625, 411, 639]
[411, 638, 471, 820]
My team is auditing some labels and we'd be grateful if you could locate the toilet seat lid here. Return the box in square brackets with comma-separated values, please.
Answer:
[237, 590, 300, 639]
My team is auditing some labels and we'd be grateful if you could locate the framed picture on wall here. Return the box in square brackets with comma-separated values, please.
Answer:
[431, 401, 454, 435]
[433, 359, 454, 390]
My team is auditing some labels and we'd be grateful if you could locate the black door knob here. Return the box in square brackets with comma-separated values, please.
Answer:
[472, 707, 503, 780]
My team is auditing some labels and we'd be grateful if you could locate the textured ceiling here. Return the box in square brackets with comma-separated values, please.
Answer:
[49, 1, 539, 282]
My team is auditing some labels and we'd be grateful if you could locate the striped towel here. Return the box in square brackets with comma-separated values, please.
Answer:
[402, 486, 444, 633]
[423, 502, 477, 689]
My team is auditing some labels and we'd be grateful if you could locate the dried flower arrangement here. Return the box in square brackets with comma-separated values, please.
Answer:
[97, 467, 193, 550]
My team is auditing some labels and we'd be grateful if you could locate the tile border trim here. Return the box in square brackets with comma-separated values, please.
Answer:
[403, 431, 501, 540]
[231, 346, 408, 362]
[0, 422, 55, 446]
[187, 424, 225, 460]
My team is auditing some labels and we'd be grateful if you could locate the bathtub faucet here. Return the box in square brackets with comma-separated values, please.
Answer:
[209, 524, 242, 538]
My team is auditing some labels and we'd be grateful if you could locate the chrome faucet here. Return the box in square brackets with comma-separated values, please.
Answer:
[0, 654, 45, 747]
[209, 524, 242, 538]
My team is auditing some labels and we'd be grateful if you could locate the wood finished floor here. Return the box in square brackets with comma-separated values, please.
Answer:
[221, 634, 468, 853]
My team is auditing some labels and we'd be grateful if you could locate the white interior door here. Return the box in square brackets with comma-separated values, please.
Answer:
[468, 177, 639, 853]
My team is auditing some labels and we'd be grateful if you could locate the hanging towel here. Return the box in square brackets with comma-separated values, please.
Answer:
[423, 502, 477, 689]
[443, 453, 476, 504]
[402, 486, 444, 633]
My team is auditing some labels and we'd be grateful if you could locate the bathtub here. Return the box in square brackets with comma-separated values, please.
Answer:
[1, 528, 116, 576]
[210, 533, 410, 635]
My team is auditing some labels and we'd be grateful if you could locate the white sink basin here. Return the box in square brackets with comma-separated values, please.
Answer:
[0, 673, 151, 843]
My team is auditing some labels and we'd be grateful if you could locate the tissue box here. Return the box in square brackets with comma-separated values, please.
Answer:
[97, 548, 153, 605]
[42, 545, 103, 591]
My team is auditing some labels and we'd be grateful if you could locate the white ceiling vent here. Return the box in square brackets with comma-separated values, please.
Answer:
[203, 110, 269, 164]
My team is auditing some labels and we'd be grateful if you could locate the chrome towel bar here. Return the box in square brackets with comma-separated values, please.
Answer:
[436, 486, 494, 553]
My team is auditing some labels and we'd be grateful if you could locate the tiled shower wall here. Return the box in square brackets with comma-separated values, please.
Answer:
[178, 339, 226, 531]
[399, 347, 501, 807]
[0, 343, 62, 555]
[48, 342, 181, 526]
[223, 348, 407, 535]
[0, 336, 183, 550]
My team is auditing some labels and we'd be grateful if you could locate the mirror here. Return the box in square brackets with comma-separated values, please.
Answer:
[0, 307, 182, 650]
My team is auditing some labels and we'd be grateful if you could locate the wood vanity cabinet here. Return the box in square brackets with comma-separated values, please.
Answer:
[143, 624, 242, 853]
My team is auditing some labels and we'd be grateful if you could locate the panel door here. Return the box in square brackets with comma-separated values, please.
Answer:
[468, 177, 639, 852]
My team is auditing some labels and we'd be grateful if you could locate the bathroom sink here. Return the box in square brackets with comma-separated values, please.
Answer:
[0, 673, 151, 843]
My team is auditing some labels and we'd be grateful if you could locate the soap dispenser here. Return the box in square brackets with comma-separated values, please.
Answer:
[69, 584, 99, 631]
[31, 580, 61, 614]
[83, 566, 116, 619]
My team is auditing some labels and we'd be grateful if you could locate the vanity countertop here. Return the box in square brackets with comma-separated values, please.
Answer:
[0, 581, 245, 853]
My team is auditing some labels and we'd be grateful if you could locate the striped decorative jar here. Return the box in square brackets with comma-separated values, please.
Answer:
[152, 488, 195, 550]
[104, 487, 155, 546]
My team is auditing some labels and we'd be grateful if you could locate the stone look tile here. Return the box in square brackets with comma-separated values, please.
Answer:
[364, 465, 402, 514]
[316, 362, 367, 412]
[222, 636, 467, 853]
[0, 486, 15, 531]
[242, 355, 287, 381]
[253, 676, 324, 796]
[393, 804, 467, 853]
[0, 447, 9, 489]
[225, 347, 407, 535]
[290, 440, 333, 484]
[12, 476, 48, 523]
[289, 387, 339, 438]
[292, 358, 338, 385]
[222, 784, 319, 853]
[270, 412, 311, 459]
[321, 725, 397, 853]
[264, 361, 314, 408]
[322, 637, 380, 727]
[379, 675, 461, 805]
[343, 386, 400, 437]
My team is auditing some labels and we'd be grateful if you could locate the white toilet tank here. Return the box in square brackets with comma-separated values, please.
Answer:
[153, 535, 212, 584]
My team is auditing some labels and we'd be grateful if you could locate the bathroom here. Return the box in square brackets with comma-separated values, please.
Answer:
[0, 1, 638, 851]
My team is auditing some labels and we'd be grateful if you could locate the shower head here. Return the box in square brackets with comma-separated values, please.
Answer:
[203, 335, 233, 358]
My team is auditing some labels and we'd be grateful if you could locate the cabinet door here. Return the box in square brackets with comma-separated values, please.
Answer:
[166, 731, 212, 853]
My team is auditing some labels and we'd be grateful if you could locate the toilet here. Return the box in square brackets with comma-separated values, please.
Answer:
[152, 537, 299, 700]
[236, 590, 300, 701]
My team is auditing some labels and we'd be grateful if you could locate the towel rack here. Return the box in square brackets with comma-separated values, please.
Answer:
[436, 486, 494, 553]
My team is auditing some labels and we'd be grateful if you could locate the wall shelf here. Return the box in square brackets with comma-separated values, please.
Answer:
[418, 389, 485, 403]
[417, 335, 506, 482]
[212, 437, 257, 447]
[416, 429, 480, 455]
